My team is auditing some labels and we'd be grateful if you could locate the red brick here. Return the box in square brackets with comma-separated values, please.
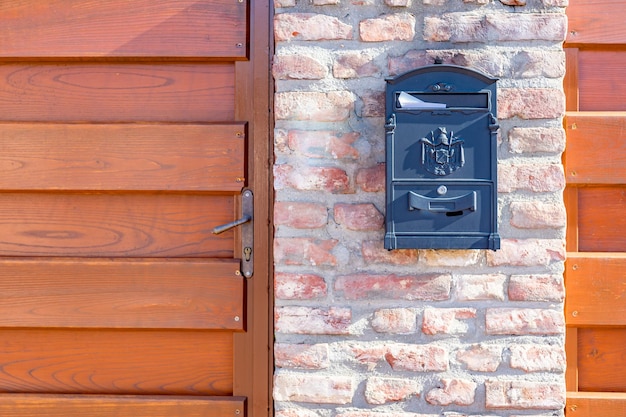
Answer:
[275, 272, 328, 300]
[425, 378, 477, 406]
[274, 237, 338, 266]
[288, 130, 360, 160]
[385, 343, 449, 372]
[423, 14, 486, 43]
[420, 250, 481, 267]
[274, 128, 289, 154]
[275, 91, 354, 122]
[485, 308, 564, 335]
[456, 344, 502, 372]
[275, 306, 352, 335]
[360, 13, 416, 42]
[275, 343, 330, 369]
[334, 203, 384, 231]
[275, 13, 353, 41]
[486, 238, 565, 267]
[274, 201, 328, 229]
[455, 274, 506, 301]
[334, 51, 381, 79]
[274, 165, 351, 193]
[274, 373, 355, 404]
[360, 90, 385, 117]
[347, 343, 388, 369]
[371, 308, 417, 334]
[485, 380, 565, 410]
[273, 54, 328, 80]
[508, 274, 564, 302]
[356, 164, 385, 192]
[335, 273, 451, 301]
[510, 344, 566, 373]
[498, 88, 565, 120]
[422, 308, 477, 335]
[508, 127, 566, 154]
[365, 377, 420, 404]
[509, 201, 566, 229]
[486, 13, 567, 42]
[361, 240, 418, 265]
[274, 0, 296, 7]
[498, 163, 565, 193]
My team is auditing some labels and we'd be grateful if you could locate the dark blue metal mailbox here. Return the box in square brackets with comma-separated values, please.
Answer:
[384, 64, 500, 250]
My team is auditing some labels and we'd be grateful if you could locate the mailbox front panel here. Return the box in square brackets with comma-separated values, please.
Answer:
[384, 64, 500, 250]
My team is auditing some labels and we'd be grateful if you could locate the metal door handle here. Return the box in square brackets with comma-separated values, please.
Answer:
[212, 215, 251, 235]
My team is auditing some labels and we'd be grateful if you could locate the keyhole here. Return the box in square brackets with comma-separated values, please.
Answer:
[244, 247, 252, 261]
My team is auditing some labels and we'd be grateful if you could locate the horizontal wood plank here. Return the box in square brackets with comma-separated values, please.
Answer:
[0, 64, 234, 122]
[0, 0, 246, 59]
[0, 124, 245, 191]
[0, 258, 242, 329]
[565, 113, 626, 184]
[0, 329, 232, 395]
[0, 193, 234, 257]
[577, 187, 626, 252]
[577, 52, 626, 111]
[566, 254, 626, 326]
[0, 395, 244, 417]
[577, 328, 626, 392]
[567, 392, 626, 417]
[566, 0, 626, 45]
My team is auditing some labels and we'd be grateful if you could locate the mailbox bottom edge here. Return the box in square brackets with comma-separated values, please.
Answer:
[385, 233, 500, 251]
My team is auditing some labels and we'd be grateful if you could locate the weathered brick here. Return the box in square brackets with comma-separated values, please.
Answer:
[385, 343, 449, 372]
[485, 308, 564, 335]
[510, 344, 566, 373]
[422, 308, 476, 335]
[388, 50, 437, 76]
[275, 201, 328, 229]
[360, 90, 385, 117]
[274, 165, 351, 193]
[486, 13, 567, 42]
[425, 378, 477, 406]
[512, 50, 566, 79]
[274, 0, 296, 7]
[420, 250, 481, 267]
[338, 412, 437, 417]
[508, 127, 566, 154]
[334, 203, 384, 231]
[348, 343, 388, 369]
[486, 238, 565, 267]
[274, 373, 355, 404]
[356, 164, 385, 192]
[274, 237, 338, 266]
[313, 0, 340, 4]
[498, 163, 565, 193]
[362, 240, 418, 265]
[371, 308, 417, 334]
[334, 51, 380, 79]
[275, 409, 320, 417]
[424, 14, 486, 43]
[275, 91, 354, 122]
[274, 128, 290, 154]
[542, 0, 568, 6]
[275, 306, 352, 335]
[360, 13, 416, 42]
[456, 344, 502, 372]
[498, 88, 565, 120]
[287, 130, 360, 160]
[456, 274, 506, 301]
[275, 343, 330, 369]
[508, 274, 564, 302]
[510, 201, 566, 229]
[275, 272, 328, 300]
[385, 0, 412, 5]
[485, 380, 565, 410]
[365, 377, 420, 404]
[275, 13, 353, 42]
[273, 54, 328, 80]
[335, 273, 451, 301]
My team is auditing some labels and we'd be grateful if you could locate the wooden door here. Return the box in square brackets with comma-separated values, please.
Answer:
[0, 1, 271, 416]
[564, 1, 626, 415]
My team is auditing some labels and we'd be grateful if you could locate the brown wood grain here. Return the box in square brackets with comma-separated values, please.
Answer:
[566, 0, 626, 46]
[564, 113, 626, 184]
[0, 395, 245, 417]
[0, 64, 234, 122]
[565, 254, 626, 326]
[0, 329, 233, 395]
[567, 392, 626, 417]
[578, 328, 626, 392]
[0, 193, 234, 257]
[0, 258, 243, 329]
[0, 0, 247, 59]
[578, 51, 626, 111]
[578, 187, 626, 252]
[0, 124, 245, 191]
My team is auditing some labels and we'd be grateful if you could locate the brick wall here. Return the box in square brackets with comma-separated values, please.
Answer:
[272, 0, 567, 416]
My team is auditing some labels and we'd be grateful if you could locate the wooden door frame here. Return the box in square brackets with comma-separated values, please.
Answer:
[233, 1, 273, 416]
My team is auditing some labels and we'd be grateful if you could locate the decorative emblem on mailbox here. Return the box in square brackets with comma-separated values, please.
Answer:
[420, 127, 465, 176]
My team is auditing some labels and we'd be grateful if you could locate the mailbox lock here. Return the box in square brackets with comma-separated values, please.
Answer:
[436, 185, 448, 195]
[432, 83, 452, 92]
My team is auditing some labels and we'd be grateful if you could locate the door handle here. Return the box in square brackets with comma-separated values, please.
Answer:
[211, 189, 254, 278]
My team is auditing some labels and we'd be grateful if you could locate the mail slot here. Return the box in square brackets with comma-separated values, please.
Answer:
[384, 63, 500, 250]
